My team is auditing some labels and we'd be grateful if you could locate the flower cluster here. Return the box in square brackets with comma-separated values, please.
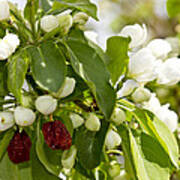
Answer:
[115, 24, 179, 133]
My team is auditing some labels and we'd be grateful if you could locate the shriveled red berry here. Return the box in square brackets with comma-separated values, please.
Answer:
[7, 131, 32, 164]
[42, 120, 72, 150]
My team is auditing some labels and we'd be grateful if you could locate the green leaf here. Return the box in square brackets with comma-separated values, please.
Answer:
[167, 0, 180, 18]
[0, 129, 14, 161]
[52, 0, 98, 20]
[8, 52, 28, 102]
[106, 36, 130, 84]
[36, 119, 62, 176]
[27, 41, 67, 93]
[0, 61, 8, 97]
[75, 121, 109, 169]
[39, 0, 51, 12]
[65, 39, 116, 119]
[130, 108, 179, 168]
[117, 125, 170, 180]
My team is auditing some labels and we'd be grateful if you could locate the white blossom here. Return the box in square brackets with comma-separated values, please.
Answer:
[128, 48, 157, 83]
[35, 95, 57, 115]
[147, 39, 172, 59]
[14, 106, 36, 126]
[70, 113, 84, 129]
[73, 12, 89, 25]
[0, 33, 20, 60]
[40, 15, 59, 32]
[105, 130, 121, 150]
[85, 113, 101, 131]
[117, 79, 138, 98]
[57, 77, 76, 98]
[132, 87, 151, 103]
[111, 108, 126, 125]
[119, 24, 147, 48]
[0, 112, 14, 131]
[61, 145, 77, 169]
[0, 0, 10, 21]
[156, 57, 180, 86]
[3, 33, 20, 53]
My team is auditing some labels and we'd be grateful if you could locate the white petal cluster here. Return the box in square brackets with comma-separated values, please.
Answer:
[14, 106, 36, 126]
[118, 24, 180, 86]
[143, 94, 178, 132]
[0, 33, 20, 60]
[128, 48, 157, 83]
[0, 112, 14, 131]
[105, 129, 121, 150]
[0, 0, 10, 21]
[120, 24, 147, 48]
[35, 95, 57, 115]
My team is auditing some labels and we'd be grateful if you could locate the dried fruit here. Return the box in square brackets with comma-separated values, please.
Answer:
[42, 120, 72, 150]
[7, 131, 32, 164]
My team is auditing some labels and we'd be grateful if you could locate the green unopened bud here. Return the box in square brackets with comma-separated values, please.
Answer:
[111, 108, 126, 125]
[61, 145, 77, 169]
[21, 94, 34, 108]
[57, 14, 73, 35]
[85, 113, 101, 131]
[132, 87, 151, 103]
[105, 130, 121, 150]
[108, 163, 121, 178]
[70, 113, 84, 129]
[73, 12, 89, 26]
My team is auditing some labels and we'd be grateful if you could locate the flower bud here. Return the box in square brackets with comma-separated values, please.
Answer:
[0, 0, 10, 21]
[14, 106, 36, 126]
[0, 112, 14, 131]
[117, 79, 138, 98]
[69, 113, 84, 129]
[57, 14, 73, 35]
[61, 145, 77, 169]
[35, 95, 57, 115]
[73, 12, 89, 25]
[132, 87, 151, 103]
[85, 113, 101, 131]
[56, 77, 76, 99]
[108, 163, 121, 178]
[105, 130, 121, 150]
[40, 15, 59, 32]
[3, 33, 20, 53]
[111, 108, 126, 125]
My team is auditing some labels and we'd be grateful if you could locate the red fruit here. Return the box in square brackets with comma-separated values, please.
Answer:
[42, 120, 72, 150]
[7, 131, 32, 164]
